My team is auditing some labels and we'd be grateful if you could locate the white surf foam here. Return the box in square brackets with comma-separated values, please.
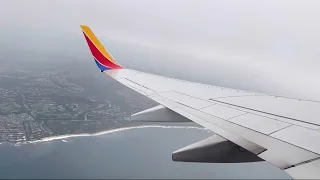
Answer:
[26, 125, 209, 144]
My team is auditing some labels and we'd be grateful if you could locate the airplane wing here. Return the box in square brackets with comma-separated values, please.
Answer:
[80, 25, 320, 179]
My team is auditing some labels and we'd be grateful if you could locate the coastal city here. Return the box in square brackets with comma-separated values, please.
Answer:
[0, 64, 157, 143]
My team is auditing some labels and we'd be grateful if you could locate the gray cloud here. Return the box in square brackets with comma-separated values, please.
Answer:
[1, 0, 320, 100]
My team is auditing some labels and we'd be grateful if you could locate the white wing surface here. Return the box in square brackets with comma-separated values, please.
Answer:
[81, 25, 320, 179]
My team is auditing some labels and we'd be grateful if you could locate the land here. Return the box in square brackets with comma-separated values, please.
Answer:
[0, 60, 158, 143]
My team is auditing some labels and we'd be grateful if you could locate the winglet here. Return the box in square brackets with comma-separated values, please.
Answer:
[80, 25, 123, 72]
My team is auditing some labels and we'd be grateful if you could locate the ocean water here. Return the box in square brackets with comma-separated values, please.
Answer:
[0, 126, 290, 179]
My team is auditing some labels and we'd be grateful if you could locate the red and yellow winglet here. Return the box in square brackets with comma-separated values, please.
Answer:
[80, 25, 123, 71]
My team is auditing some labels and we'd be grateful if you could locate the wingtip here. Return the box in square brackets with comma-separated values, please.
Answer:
[80, 24, 124, 71]
[80, 24, 88, 30]
[80, 25, 92, 35]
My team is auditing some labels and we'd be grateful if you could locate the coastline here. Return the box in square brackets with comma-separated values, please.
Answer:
[24, 125, 209, 144]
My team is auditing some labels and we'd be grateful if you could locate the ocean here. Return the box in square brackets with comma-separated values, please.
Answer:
[0, 126, 290, 179]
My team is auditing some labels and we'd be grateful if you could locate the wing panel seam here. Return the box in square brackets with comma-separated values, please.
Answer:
[210, 99, 320, 127]
[124, 77, 157, 93]
[268, 124, 294, 135]
[152, 95, 266, 154]
[155, 95, 320, 156]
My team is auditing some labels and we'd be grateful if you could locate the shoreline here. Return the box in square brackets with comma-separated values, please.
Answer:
[13, 125, 209, 145]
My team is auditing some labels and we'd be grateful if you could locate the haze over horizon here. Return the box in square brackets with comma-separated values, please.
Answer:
[1, 0, 320, 101]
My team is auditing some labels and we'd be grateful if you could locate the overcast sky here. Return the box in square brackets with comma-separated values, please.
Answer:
[1, 0, 320, 100]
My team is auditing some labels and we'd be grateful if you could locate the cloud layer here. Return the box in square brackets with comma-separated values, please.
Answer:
[1, 0, 320, 100]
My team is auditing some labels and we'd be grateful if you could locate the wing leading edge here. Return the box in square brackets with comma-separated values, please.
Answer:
[80, 25, 320, 179]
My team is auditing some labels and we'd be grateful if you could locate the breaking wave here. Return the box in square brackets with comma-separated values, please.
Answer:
[23, 125, 209, 144]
